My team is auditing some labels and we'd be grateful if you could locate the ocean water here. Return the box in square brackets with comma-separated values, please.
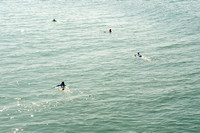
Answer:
[0, 0, 200, 132]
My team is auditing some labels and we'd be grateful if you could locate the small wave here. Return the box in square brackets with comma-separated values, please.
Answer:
[141, 56, 152, 62]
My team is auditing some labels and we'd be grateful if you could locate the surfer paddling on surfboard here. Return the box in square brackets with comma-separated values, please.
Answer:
[57, 81, 66, 90]
[135, 52, 142, 57]
[104, 29, 112, 33]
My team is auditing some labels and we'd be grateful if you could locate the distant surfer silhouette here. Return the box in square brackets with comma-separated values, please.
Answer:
[52, 19, 57, 22]
[104, 29, 112, 33]
[135, 52, 142, 57]
[57, 81, 66, 90]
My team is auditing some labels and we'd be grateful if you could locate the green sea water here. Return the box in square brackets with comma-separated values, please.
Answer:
[0, 0, 200, 132]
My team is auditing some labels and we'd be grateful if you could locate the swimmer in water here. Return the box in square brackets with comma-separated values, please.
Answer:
[104, 29, 112, 33]
[57, 81, 66, 90]
[52, 19, 57, 22]
[135, 52, 142, 57]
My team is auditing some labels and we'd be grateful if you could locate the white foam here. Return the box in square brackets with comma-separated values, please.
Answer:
[133, 54, 152, 62]
[141, 56, 152, 62]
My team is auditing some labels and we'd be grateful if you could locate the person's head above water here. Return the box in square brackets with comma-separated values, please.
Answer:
[109, 29, 112, 33]
[52, 19, 56, 22]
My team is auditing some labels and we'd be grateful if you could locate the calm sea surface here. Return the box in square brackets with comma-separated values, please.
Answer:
[0, 0, 200, 132]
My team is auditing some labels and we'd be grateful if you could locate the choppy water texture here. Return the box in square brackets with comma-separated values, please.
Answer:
[0, 0, 200, 132]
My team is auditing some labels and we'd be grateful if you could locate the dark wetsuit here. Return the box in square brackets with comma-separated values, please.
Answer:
[57, 82, 66, 89]
[137, 53, 142, 57]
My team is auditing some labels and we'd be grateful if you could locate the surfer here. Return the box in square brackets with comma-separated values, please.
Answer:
[57, 81, 66, 90]
[52, 19, 57, 22]
[135, 52, 142, 57]
[104, 29, 112, 33]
